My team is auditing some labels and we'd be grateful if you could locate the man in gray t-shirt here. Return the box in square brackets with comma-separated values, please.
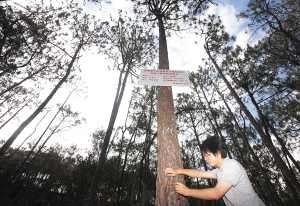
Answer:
[211, 157, 264, 205]
[165, 136, 265, 206]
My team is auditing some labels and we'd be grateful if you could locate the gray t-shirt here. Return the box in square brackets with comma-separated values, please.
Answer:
[211, 157, 265, 206]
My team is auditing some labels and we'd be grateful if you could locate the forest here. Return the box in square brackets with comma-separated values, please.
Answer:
[0, 0, 299, 205]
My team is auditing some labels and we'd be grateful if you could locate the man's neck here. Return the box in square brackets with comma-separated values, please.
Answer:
[216, 157, 225, 169]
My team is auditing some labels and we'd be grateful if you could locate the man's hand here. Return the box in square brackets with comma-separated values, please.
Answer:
[165, 168, 179, 176]
[174, 182, 190, 196]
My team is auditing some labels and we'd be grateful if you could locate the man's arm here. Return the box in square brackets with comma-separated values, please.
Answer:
[165, 168, 216, 179]
[175, 180, 232, 200]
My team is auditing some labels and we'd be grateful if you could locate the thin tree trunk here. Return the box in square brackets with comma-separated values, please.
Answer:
[187, 109, 213, 188]
[0, 99, 31, 130]
[0, 44, 82, 156]
[112, 99, 133, 204]
[194, 91, 219, 137]
[7, 110, 50, 159]
[0, 66, 46, 97]
[112, 127, 126, 204]
[116, 98, 139, 204]
[244, 86, 300, 174]
[209, 76, 284, 205]
[0, 104, 14, 119]
[10, 89, 74, 192]
[99, 66, 130, 166]
[137, 87, 156, 203]
[137, 132, 157, 203]
[205, 44, 300, 197]
[86, 64, 130, 206]
[12, 116, 66, 198]
[199, 85, 233, 158]
[117, 131, 136, 204]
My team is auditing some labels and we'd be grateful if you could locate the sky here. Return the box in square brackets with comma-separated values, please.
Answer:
[65, 0, 259, 153]
[1, 0, 271, 155]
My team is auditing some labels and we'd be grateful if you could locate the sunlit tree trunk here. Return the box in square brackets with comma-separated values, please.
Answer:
[155, 17, 188, 206]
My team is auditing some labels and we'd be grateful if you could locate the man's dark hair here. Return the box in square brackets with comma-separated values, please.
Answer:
[200, 136, 228, 158]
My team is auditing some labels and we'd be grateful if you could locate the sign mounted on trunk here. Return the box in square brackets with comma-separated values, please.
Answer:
[138, 69, 191, 87]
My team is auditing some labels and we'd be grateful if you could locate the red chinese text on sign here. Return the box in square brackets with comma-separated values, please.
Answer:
[138, 69, 191, 87]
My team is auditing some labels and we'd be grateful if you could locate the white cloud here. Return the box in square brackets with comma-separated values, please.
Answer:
[234, 28, 251, 48]
[169, 32, 205, 72]
[206, 3, 247, 36]
[218, 4, 241, 35]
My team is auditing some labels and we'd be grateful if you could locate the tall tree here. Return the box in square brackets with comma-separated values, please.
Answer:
[0, 3, 106, 155]
[132, 0, 213, 205]
[0, 1, 66, 132]
[202, 14, 300, 200]
[194, 68, 284, 205]
[224, 45, 300, 174]
[238, 0, 300, 174]
[239, 0, 300, 69]
[131, 86, 158, 204]
[86, 12, 155, 205]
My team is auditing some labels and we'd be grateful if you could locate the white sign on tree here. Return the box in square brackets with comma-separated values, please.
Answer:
[138, 69, 191, 87]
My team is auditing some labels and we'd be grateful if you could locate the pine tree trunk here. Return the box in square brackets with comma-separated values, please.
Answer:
[86, 64, 130, 206]
[155, 18, 188, 206]
[205, 45, 300, 198]
[200, 85, 232, 158]
[117, 131, 136, 204]
[244, 86, 300, 174]
[0, 44, 82, 156]
[188, 110, 212, 188]
[209, 76, 284, 205]
[98, 66, 130, 167]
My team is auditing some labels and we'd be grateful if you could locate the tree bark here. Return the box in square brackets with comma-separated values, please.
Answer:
[155, 17, 188, 206]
